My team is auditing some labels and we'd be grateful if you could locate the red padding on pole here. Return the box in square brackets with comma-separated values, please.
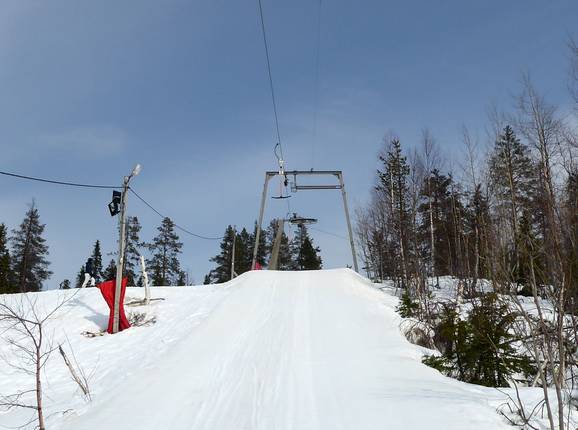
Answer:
[97, 278, 131, 334]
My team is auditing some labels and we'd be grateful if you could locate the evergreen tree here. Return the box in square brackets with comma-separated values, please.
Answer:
[564, 171, 578, 306]
[11, 202, 52, 292]
[208, 226, 235, 283]
[177, 270, 187, 286]
[0, 223, 14, 294]
[417, 170, 457, 276]
[290, 225, 322, 270]
[203, 274, 211, 285]
[103, 258, 117, 281]
[265, 220, 292, 270]
[488, 125, 538, 282]
[75, 265, 86, 288]
[235, 227, 252, 275]
[146, 217, 183, 286]
[124, 216, 142, 286]
[248, 221, 267, 268]
[377, 138, 411, 284]
[464, 185, 491, 281]
[423, 294, 533, 387]
[90, 240, 103, 284]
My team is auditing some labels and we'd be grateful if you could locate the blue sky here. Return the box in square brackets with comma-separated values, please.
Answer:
[1, 0, 577, 286]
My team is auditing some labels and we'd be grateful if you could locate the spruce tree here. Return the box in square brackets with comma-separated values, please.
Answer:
[146, 217, 183, 286]
[235, 227, 251, 275]
[248, 221, 267, 268]
[377, 138, 411, 284]
[417, 169, 457, 276]
[75, 265, 86, 288]
[124, 216, 142, 286]
[0, 223, 15, 294]
[488, 125, 538, 282]
[265, 219, 292, 270]
[291, 225, 322, 270]
[11, 202, 52, 292]
[209, 226, 235, 283]
[423, 294, 533, 387]
[103, 258, 117, 281]
[464, 185, 491, 281]
[90, 240, 103, 284]
[564, 171, 578, 307]
[177, 270, 187, 286]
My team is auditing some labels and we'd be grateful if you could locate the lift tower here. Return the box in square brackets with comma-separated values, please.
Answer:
[251, 170, 358, 272]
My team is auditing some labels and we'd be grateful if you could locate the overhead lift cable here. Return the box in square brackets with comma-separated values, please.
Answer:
[257, 0, 292, 203]
[311, 0, 323, 170]
[129, 188, 223, 241]
[257, 0, 283, 156]
[310, 226, 347, 241]
[0, 169, 119, 189]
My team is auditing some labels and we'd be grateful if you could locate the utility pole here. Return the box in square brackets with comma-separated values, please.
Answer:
[113, 164, 141, 334]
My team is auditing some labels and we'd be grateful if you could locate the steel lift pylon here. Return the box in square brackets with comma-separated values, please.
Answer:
[251, 170, 359, 272]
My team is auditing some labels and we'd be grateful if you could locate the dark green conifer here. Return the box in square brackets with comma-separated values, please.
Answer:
[290, 225, 322, 270]
[146, 217, 183, 286]
[11, 202, 52, 292]
[0, 223, 14, 294]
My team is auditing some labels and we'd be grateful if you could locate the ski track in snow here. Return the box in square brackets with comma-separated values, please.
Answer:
[1, 269, 519, 429]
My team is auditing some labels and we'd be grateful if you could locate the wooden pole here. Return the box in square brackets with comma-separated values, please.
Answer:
[140, 255, 150, 305]
[113, 176, 129, 334]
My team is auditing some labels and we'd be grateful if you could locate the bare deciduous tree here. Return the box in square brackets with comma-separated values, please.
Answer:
[0, 291, 79, 430]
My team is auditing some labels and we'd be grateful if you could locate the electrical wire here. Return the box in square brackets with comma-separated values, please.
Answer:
[310, 226, 347, 240]
[311, 0, 322, 170]
[257, 0, 284, 161]
[128, 187, 223, 241]
[0, 169, 120, 189]
[0, 169, 224, 241]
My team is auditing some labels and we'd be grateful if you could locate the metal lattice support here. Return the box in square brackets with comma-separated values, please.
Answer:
[251, 170, 359, 272]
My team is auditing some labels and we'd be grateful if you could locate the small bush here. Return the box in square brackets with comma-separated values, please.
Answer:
[396, 292, 419, 318]
[423, 293, 534, 387]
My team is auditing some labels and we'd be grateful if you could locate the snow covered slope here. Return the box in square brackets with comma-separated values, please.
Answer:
[1, 269, 516, 429]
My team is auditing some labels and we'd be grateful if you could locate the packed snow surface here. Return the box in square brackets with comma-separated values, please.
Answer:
[1, 269, 523, 429]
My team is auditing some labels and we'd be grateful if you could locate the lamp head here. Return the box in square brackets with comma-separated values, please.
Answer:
[131, 163, 142, 177]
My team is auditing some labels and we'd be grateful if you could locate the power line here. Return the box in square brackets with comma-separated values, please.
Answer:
[1, 169, 224, 241]
[0, 169, 120, 189]
[129, 187, 223, 241]
[257, 0, 283, 160]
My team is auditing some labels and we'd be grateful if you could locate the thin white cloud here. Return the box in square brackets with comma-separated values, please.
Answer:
[38, 125, 129, 158]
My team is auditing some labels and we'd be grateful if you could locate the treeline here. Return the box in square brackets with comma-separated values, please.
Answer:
[356, 74, 578, 309]
[355, 43, 578, 427]
[0, 204, 189, 293]
[73, 216, 187, 288]
[205, 219, 322, 283]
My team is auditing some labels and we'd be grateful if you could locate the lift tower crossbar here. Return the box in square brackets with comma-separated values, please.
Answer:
[251, 170, 358, 272]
